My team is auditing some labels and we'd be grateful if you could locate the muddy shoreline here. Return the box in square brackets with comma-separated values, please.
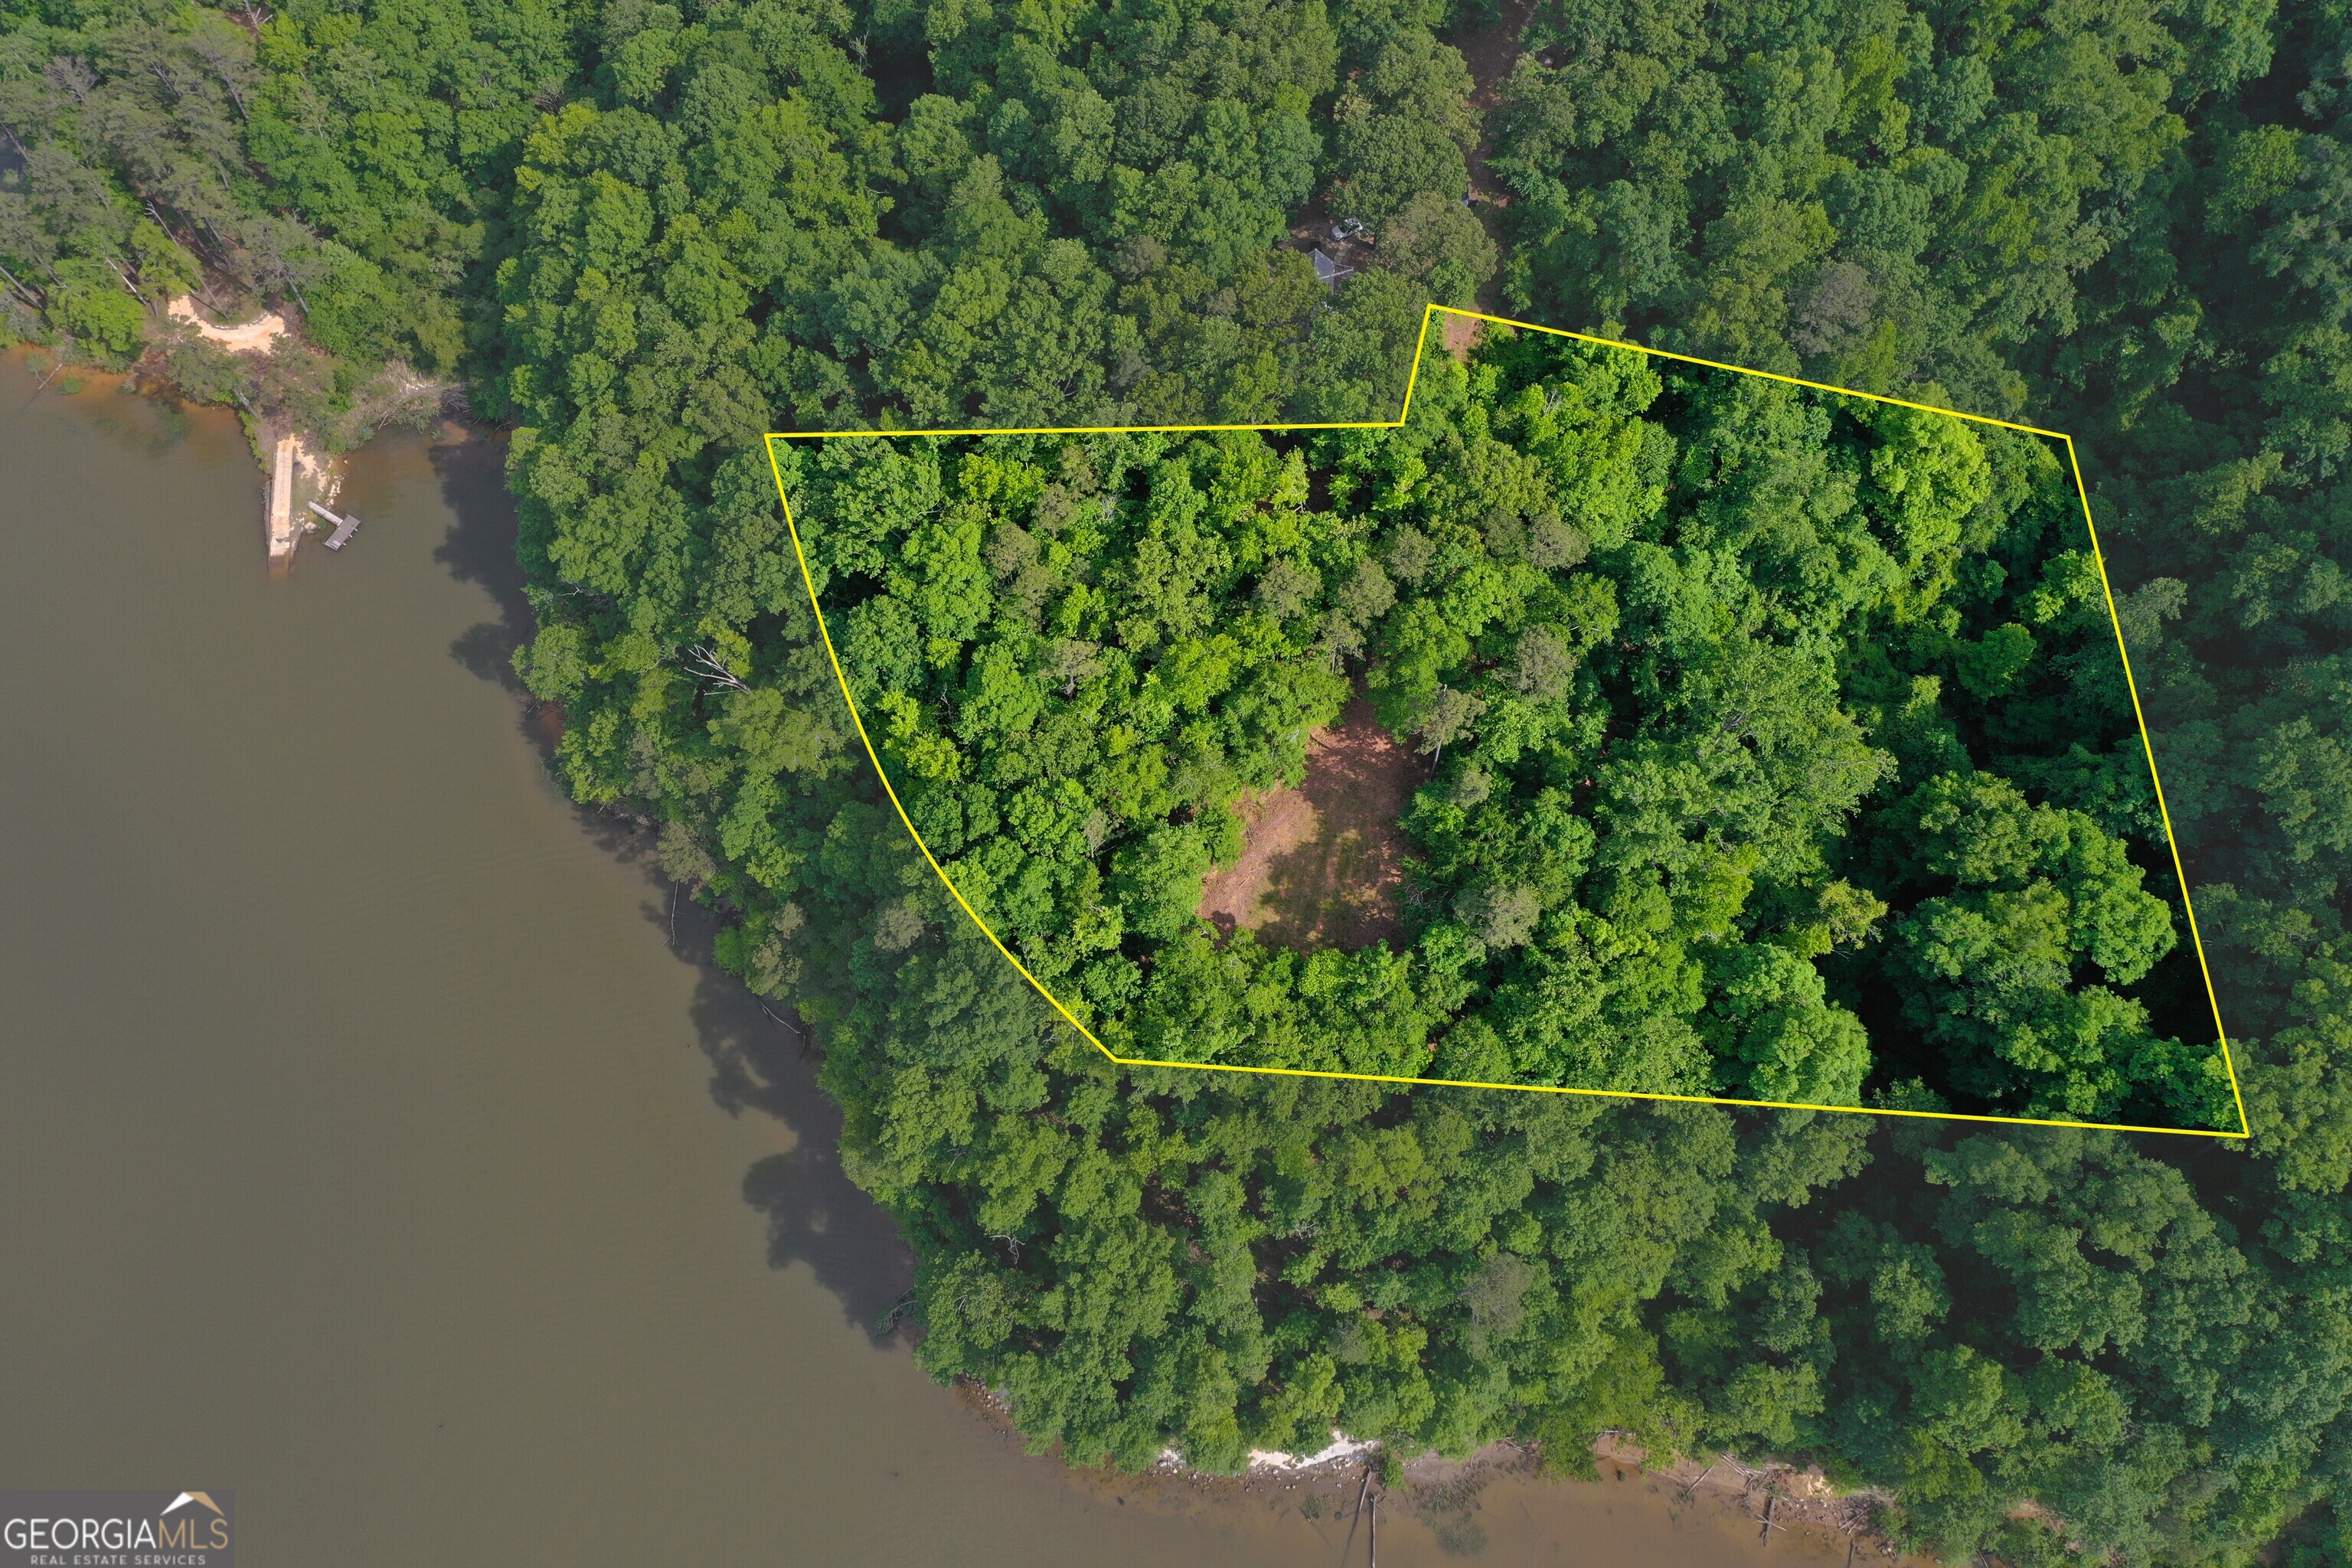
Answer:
[956, 1383, 1918, 1564]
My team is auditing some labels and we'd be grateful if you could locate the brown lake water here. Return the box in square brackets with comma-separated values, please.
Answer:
[0, 372, 1866, 1566]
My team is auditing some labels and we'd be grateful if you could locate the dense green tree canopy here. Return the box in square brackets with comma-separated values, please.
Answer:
[760, 335, 2223, 1130]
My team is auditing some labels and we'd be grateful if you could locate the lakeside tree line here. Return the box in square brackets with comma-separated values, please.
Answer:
[5, 0, 2350, 1563]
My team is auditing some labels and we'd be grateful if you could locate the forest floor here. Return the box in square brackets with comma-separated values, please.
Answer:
[1445, 309, 1485, 359]
[1453, 0, 1537, 201]
[1450, 0, 1537, 314]
[1196, 695, 1422, 952]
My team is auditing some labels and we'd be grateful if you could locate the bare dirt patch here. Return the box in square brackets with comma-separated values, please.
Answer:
[165, 293, 288, 351]
[1444, 310, 1485, 361]
[1197, 696, 1426, 952]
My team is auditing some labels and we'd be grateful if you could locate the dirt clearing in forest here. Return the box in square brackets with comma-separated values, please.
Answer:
[1197, 697, 1426, 952]
[1444, 310, 1485, 361]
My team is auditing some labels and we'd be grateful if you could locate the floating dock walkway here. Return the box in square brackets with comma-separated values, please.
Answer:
[306, 500, 361, 550]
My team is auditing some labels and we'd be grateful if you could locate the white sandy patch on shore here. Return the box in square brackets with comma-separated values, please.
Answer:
[1243, 1432, 1375, 1471]
[167, 295, 287, 352]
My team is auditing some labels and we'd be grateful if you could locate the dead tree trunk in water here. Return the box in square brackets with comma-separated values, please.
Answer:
[1341, 1468, 1371, 1563]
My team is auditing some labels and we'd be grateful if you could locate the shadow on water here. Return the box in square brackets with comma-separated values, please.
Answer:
[429, 433, 918, 1345]
[432, 432, 534, 697]
[677, 900, 920, 1348]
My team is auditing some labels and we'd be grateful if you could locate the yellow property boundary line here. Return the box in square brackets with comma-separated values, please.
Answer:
[761, 303, 2250, 1142]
